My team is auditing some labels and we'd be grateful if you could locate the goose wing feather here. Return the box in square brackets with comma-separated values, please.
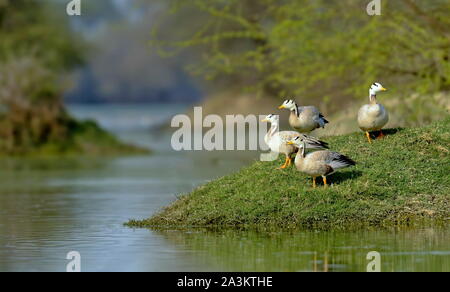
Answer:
[325, 152, 356, 170]
[298, 133, 329, 149]
[278, 131, 329, 150]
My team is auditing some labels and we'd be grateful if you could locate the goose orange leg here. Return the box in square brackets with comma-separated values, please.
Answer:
[313, 177, 317, 188]
[286, 157, 292, 167]
[278, 156, 289, 169]
[322, 176, 328, 186]
[365, 131, 372, 144]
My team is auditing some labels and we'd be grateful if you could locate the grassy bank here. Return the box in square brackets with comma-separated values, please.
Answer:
[0, 119, 149, 158]
[35, 119, 149, 157]
[128, 117, 450, 228]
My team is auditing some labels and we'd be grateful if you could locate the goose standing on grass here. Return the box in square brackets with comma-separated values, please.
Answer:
[279, 99, 329, 133]
[358, 83, 388, 143]
[261, 114, 329, 169]
[288, 136, 356, 188]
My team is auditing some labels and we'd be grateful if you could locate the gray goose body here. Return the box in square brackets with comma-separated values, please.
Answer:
[288, 138, 356, 187]
[295, 150, 355, 178]
[280, 100, 328, 133]
[358, 102, 389, 132]
[357, 83, 389, 143]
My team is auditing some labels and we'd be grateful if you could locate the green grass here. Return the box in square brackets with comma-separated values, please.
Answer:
[128, 117, 450, 229]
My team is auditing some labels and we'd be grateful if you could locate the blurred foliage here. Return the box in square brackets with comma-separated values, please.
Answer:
[0, 57, 78, 154]
[0, 0, 84, 69]
[0, 57, 146, 155]
[152, 0, 450, 107]
[0, 0, 141, 155]
[0, 0, 84, 154]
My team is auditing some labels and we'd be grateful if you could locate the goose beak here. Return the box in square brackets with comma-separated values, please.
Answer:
[261, 119, 268, 123]
[381, 87, 387, 91]
[287, 141, 294, 145]
[278, 105, 286, 109]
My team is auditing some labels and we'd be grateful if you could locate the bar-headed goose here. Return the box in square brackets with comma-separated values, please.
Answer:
[288, 136, 356, 187]
[279, 99, 329, 133]
[358, 83, 388, 143]
[261, 114, 329, 169]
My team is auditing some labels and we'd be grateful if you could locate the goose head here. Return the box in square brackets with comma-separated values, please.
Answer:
[287, 136, 305, 148]
[261, 114, 279, 124]
[369, 82, 387, 96]
[278, 99, 297, 111]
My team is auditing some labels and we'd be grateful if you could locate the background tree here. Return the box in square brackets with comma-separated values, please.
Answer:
[0, 0, 84, 153]
[152, 0, 450, 110]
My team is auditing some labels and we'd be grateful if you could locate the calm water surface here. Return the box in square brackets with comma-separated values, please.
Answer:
[0, 104, 448, 272]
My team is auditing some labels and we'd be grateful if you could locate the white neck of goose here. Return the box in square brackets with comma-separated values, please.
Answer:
[369, 89, 378, 104]
[290, 102, 299, 116]
[300, 142, 306, 157]
[268, 121, 279, 138]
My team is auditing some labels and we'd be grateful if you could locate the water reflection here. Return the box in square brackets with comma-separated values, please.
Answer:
[0, 151, 254, 271]
[153, 227, 450, 272]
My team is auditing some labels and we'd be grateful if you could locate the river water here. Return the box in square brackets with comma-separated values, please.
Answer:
[0, 104, 448, 272]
